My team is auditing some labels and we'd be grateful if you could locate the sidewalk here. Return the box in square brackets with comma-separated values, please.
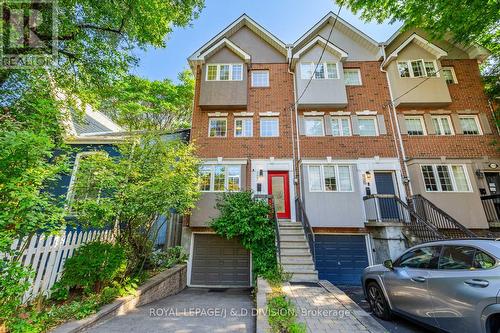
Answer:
[283, 280, 386, 333]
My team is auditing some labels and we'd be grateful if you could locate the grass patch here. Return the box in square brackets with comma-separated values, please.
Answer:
[266, 285, 306, 333]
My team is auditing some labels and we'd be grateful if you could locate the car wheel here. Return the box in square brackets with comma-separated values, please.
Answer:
[366, 281, 391, 320]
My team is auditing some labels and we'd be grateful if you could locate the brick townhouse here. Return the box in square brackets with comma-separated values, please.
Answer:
[182, 12, 500, 287]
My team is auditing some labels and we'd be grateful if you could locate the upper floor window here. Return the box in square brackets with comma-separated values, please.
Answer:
[300, 62, 338, 80]
[67, 152, 106, 209]
[397, 60, 438, 78]
[235, 118, 253, 137]
[432, 115, 454, 135]
[405, 116, 426, 136]
[331, 116, 351, 136]
[260, 117, 279, 137]
[459, 115, 482, 135]
[200, 165, 241, 192]
[206, 64, 243, 81]
[344, 68, 362, 85]
[308, 165, 353, 192]
[442, 67, 458, 84]
[304, 117, 324, 136]
[251, 70, 269, 87]
[420, 164, 471, 192]
[358, 116, 378, 136]
[208, 118, 227, 137]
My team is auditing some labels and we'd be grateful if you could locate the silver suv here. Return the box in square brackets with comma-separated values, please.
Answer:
[362, 239, 500, 333]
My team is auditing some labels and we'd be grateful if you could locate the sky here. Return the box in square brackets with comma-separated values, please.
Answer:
[132, 0, 402, 82]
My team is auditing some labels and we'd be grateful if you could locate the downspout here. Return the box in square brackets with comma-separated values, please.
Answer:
[380, 45, 414, 197]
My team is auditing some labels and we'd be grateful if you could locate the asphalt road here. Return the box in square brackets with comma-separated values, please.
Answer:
[337, 284, 435, 333]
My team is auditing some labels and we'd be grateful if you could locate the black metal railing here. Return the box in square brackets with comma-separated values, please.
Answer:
[254, 194, 280, 264]
[295, 197, 315, 261]
[480, 194, 500, 226]
[412, 194, 477, 238]
[363, 194, 445, 244]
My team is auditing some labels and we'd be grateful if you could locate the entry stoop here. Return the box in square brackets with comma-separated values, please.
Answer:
[278, 221, 318, 283]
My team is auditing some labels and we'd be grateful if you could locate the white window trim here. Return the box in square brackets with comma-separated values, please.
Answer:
[420, 164, 472, 193]
[260, 117, 279, 137]
[307, 165, 354, 193]
[251, 70, 270, 87]
[443, 67, 458, 84]
[200, 165, 241, 192]
[331, 116, 352, 136]
[458, 115, 482, 135]
[404, 116, 427, 135]
[300, 62, 339, 80]
[397, 59, 439, 78]
[343, 68, 362, 85]
[205, 63, 243, 81]
[431, 115, 455, 135]
[358, 116, 379, 136]
[304, 117, 325, 136]
[234, 117, 253, 137]
[208, 118, 227, 137]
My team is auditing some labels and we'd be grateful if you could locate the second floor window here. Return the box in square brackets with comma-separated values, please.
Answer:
[304, 117, 324, 136]
[344, 68, 362, 85]
[459, 115, 482, 135]
[397, 60, 438, 78]
[358, 116, 378, 136]
[308, 165, 353, 192]
[260, 118, 279, 137]
[421, 164, 470, 192]
[251, 70, 269, 87]
[209, 118, 227, 137]
[206, 64, 243, 81]
[300, 62, 338, 79]
[234, 118, 253, 137]
[405, 116, 426, 136]
[432, 116, 454, 135]
[442, 67, 458, 84]
[331, 116, 351, 136]
[200, 165, 241, 192]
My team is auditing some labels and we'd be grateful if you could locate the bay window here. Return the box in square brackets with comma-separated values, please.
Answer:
[206, 64, 243, 81]
[397, 59, 438, 78]
[300, 62, 338, 79]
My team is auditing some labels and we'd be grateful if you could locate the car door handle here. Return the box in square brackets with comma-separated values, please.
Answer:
[411, 276, 426, 283]
[464, 279, 489, 288]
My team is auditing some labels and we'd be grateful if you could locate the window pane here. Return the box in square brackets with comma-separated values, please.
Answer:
[338, 166, 352, 191]
[439, 246, 475, 270]
[473, 251, 496, 269]
[213, 166, 225, 191]
[358, 118, 377, 136]
[405, 117, 424, 135]
[437, 165, 453, 191]
[323, 166, 336, 191]
[443, 69, 456, 84]
[200, 166, 212, 191]
[232, 64, 243, 80]
[309, 166, 321, 191]
[440, 117, 452, 135]
[398, 246, 441, 269]
[397, 62, 410, 77]
[314, 63, 325, 79]
[260, 118, 279, 137]
[219, 65, 230, 80]
[411, 60, 425, 77]
[301, 63, 313, 79]
[331, 118, 340, 136]
[424, 61, 437, 77]
[460, 117, 480, 135]
[227, 166, 240, 191]
[207, 65, 217, 80]
[452, 165, 469, 191]
[344, 69, 361, 85]
[341, 118, 351, 136]
[235, 118, 252, 137]
[433, 117, 452, 135]
[304, 118, 324, 136]
[326, 63, 338, 79]
[252, 71, 269, 87]
[421, 165, 438, 191]
[209, 119, 227, 137]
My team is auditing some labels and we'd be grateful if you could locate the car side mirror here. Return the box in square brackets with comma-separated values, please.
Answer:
[384, 259, 394, 270]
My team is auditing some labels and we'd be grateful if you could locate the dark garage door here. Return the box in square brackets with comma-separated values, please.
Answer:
[314, 234, 369, 285]
[191, 234, 251, 287]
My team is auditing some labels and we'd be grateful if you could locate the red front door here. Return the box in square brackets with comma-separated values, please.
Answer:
[268, 171, 291, 219]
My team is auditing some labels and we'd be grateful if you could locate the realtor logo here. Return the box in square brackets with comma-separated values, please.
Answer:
[1, 0, 57, 68]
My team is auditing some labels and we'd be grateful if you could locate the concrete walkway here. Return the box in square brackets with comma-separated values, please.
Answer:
[87, 287, 255, 333]
[283, 281, 387, 333]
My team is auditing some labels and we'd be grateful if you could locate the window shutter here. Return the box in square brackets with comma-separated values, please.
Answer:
[397, 114, 408, 134]
[377, 115, 387, 135]
[324, 116, 332, 135]
[423, 114, 435, 134]
[351, 115, 359, 135]
[298, 116, 305, 135]
[479, 113, 493, 134]
[451, 113, 463, 134]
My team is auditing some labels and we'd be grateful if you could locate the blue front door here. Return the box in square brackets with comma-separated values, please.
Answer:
[374, 172, 399, 220]
[314, 235, 369, 285]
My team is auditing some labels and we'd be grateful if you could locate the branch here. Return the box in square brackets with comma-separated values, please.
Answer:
[78, 24, 123, 35]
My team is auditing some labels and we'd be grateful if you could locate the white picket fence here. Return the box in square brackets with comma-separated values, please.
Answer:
[2, 229, 114, 303]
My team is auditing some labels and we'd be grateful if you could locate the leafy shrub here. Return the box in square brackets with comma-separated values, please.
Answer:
[0, 259, 32, 327]
[267, 293, 306, 333]
[263, 265, 292, 286]
[211, 191, 278, 277]
[53, 241, 126, 296]
[148, 246, 188, 269]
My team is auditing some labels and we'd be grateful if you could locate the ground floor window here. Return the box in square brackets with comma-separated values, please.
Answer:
[200, 165, 241, 192]
[308, 165, 353, 192]
[420, 164, 470, 192]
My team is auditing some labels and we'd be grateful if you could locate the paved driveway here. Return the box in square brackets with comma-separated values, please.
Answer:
[88, 288, 255, 333]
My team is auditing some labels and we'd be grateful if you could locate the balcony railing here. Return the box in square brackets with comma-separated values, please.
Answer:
[295, 197, 315, 262]
[481, 194, 500, 227]
[254, 194, 280, 264]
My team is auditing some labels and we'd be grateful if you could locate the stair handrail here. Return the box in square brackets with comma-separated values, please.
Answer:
[295, 197, 315, 262]
[411, 194, 476, 237]
[254, 194, 280, 264]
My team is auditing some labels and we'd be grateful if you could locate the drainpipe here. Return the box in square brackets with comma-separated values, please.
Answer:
[379, 45, 414, 198]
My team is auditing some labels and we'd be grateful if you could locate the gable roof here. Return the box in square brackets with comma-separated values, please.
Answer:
[382, 33, 448, 67]
[291, 35, 348, 67]
[188, 14, 287, 67]
[196, 38, 251, 63]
